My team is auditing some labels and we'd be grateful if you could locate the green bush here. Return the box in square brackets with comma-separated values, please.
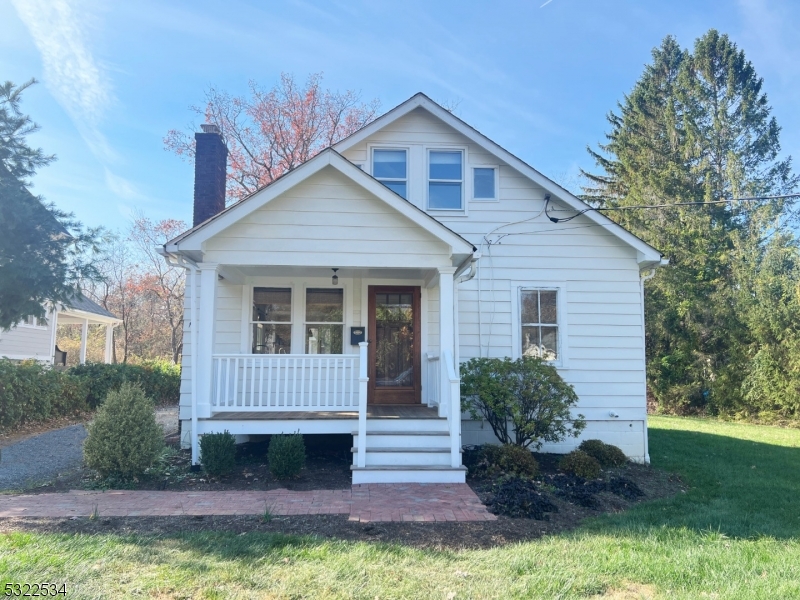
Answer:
[200, 431, 237, 476]
[70, 360, 180, 408]
[471, 444, 539, 478]
[268, 433, 305, 480]
[0, 359, 89, 429]
[83, 382, 164, 479]
[559, 450, 601, 479]
[578, 439, 628, 467]
[460, 356, 586, 449]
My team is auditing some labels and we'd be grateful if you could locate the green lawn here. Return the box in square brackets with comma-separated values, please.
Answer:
[2, 417, 800, 599]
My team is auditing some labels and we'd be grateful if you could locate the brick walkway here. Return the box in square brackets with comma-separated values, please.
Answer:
[0, 484, 495, 523]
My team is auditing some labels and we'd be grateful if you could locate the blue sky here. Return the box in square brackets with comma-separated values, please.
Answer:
[3, 0, 799, 231]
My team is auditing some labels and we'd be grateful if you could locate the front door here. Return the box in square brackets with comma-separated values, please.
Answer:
[367, 286, 421, 404]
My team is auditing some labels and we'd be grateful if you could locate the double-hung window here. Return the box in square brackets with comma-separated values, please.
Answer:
[428, 150, 464, 210]
[305, 288, 344, 354]
[372, 149, 407, 198]
[252, 288, 292, 354]
[521, 289, 559, 360]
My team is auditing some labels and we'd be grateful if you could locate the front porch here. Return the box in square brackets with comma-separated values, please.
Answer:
[182, 263, 469, 483]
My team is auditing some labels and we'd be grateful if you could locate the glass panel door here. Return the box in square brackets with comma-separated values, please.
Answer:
[368, 286, 421, 404]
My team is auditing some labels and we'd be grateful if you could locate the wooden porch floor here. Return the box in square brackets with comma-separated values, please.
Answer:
[210, 405, 441, 420]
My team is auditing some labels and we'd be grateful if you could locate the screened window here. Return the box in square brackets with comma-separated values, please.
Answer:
[372, 149, 407, 198]
[428, 150, 463, 209]
[521, 289, 558, 360]
[305, 288, 344, 354]
[21, 315, 41, 328]
[473, 167, 497, 200]
[252, 287, 292, 354]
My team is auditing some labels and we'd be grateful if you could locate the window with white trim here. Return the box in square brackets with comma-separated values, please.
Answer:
[20, 315, 43, 328]
[252, 287, 292, 354]
[472, 167, 497, 200]
[428, 149, 464, 210]
[372, 149, 407, 198]
[305, 288, 344, 354]
[520, 289, 558, 360]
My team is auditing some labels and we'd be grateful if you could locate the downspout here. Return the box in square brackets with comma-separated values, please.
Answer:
[161, 249, 200, 466]
[639, 266, 658, 464]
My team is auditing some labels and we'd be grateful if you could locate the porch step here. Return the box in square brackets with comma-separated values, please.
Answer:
[352, 446, 453, 467]
[363, 419, 449, 433]
[352, 431, 451, 448]
[351, 465, 467, 484]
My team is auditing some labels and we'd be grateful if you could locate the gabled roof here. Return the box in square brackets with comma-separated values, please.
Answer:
[65, 295, 119, 320]
[334, 93, 663, 266]
[165, 148, 476, 257]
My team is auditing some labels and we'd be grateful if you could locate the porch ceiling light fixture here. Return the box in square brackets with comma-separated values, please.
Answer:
[331, 268, 339, 285]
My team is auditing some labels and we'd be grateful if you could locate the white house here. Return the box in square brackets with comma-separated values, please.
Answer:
[161, 93, 665, 484]
[0, 296, 121, 365]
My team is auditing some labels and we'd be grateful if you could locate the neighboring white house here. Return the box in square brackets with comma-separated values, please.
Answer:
[0, 296, 121, 365]
[162, 93, 665, 484]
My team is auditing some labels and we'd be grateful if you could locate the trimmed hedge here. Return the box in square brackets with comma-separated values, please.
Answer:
[69, 361, 180, 408]
[578, 439, 628, 467]
[0, 359, 180, 430]
[559, 450, 601, 479]
[0, 359, 89, 429]
[200, 431, 237, 476]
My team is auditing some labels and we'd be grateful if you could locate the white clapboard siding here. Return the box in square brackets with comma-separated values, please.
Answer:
[0, 321, 52, 360]
[346, 107, 649, 457]
[202, 167, 452, 269]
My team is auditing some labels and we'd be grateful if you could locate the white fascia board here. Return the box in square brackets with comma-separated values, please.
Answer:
[57, 307, 122, 325]
[169, 148, 474, 258]
[334, 94, 663, 265]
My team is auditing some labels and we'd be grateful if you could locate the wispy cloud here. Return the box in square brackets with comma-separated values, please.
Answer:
[10, 0, 116, 161]
[104, 168, 140, 200]
[540, 0, 555, 7]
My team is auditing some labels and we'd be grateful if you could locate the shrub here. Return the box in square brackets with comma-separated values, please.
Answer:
[487, 476, 558, 519]
[558, 450, 601, 479]
[460, 356, 586, 449]
[578, 439, 628, 467]
[70, 360, 180, 408]
[83, 382, 164, 479]
[200, 431, 237, 476]
[268, 433, 305, 480]
[468, 444, 539, 478]
[0, 359, 89, 429]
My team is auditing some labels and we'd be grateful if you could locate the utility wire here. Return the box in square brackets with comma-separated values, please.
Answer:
[545, 193, 800, 223]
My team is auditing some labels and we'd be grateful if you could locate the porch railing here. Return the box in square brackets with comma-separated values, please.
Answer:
[212, 353, 360, 411]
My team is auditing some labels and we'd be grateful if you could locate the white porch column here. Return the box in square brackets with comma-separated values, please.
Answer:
[438, 267, 456, 419]
[197, 263, 219, 419]
[79, 318, 89, 365]
[103, 324, 114, 364]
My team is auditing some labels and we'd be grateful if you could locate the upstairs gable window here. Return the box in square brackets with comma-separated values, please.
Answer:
[428, 150, 463, 210]
[372, 149, 407, 199]
[473, 167, 497, 200]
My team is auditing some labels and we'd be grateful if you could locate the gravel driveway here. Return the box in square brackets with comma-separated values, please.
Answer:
[0, 407, 178, 492]
[0, 424, 87, 491]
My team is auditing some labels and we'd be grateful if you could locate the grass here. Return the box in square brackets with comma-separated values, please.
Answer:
[1, 417, 800, 599]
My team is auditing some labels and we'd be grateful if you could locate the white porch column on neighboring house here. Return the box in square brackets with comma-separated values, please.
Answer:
[196, 263, 219, 419]
[103, 324, 114, 364]
[79, 318, 89, 364]
[438, 267, 456, 418]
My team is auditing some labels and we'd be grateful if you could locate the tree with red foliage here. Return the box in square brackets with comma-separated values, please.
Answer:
[164, 73, 380, 201]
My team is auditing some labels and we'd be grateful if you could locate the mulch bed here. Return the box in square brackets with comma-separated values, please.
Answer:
[5, 438, 685, 549]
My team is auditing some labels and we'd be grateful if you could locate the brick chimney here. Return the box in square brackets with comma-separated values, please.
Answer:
[193, 124, 228, 227]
